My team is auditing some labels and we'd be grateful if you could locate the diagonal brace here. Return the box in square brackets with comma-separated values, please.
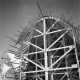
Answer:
[24, 57, 45, 70]
[23, 41, 43, 51]
[48, 30, 68, 49]
[47, 21, 58, 33]
[49, 46, 74, 68]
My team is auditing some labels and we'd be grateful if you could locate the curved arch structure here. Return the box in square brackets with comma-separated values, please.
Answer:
[9, 16, 80, 80]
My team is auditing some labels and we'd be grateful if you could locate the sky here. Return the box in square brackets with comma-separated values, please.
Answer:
[0, 0, 80, 51]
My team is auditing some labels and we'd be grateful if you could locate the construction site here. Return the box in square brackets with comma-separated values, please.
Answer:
[0, 1, 80, 80]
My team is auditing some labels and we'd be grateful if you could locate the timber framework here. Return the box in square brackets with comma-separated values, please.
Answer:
[6, 3, 80, 80]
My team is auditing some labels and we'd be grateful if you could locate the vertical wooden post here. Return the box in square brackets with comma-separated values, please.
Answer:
[63, 37, 70, 80]
[20, 41, 23, 80]
[36, 38, 38, 80]
[43, 19, 48, 80]
[73, 36, 80, 79]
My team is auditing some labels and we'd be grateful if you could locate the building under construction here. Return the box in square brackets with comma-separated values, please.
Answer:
[2, 3, 80, 80]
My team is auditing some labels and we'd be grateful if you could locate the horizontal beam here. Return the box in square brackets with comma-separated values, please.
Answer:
[32, 28, 66, 39]
[21, 66, 77, 74]
[46, 28, 66, 35]
[24, 45, 74, 56]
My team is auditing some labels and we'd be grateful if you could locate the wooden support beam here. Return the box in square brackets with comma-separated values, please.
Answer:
[10, 45, 19, 49]
[73, 36, 80, 79]
[24, 56, 45, 70]
[21, 66, 78, 74]
[14, 34, 20, 37]
[17, 30, 22, 33]
[47, 21, 57, 33]
[23, 41, 43, 51]
[49, 46, 74, 68]
[48, 30, 68, 49]
[7, 49, 17, 54]
[3, 35, 17, 43]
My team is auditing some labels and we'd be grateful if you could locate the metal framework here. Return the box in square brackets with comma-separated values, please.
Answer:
[6, 15, 80, 80]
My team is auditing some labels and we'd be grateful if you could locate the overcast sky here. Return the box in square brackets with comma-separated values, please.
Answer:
[0, 0, 80, 50]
